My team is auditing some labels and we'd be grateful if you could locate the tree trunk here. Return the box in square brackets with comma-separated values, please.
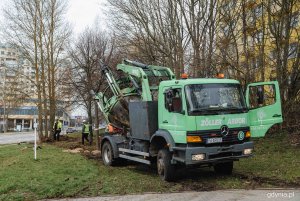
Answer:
[95, 101, 100, 150]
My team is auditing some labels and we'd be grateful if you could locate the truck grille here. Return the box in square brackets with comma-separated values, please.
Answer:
[187, 127, 250, 145]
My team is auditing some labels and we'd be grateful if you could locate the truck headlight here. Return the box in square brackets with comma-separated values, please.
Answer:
[192, 154, 205, 161]
[243, 148, 253, 155]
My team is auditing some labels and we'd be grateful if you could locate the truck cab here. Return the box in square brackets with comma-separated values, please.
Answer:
[157, 79, 252, 164]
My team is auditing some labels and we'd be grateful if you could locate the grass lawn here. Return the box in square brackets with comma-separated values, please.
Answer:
[0, 132, 299, 200]
[235, 132, 300, 184]
[0, 144, 101, 201]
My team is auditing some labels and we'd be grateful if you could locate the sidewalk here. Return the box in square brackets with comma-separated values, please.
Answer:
[0, 131, 35, 135]
[47, 189, 299, 201]
[0, 131, 35, 144]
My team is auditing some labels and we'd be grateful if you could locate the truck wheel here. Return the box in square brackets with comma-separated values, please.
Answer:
[214, 161, 233, 175]
[157, 149, 175, 181]
[101, 141, 114, 166]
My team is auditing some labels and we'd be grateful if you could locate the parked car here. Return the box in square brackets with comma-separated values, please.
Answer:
[66, 127, 77, 134]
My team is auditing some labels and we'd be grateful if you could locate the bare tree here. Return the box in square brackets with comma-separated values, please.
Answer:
[267, 0, 300, 111]
[68, 28, 118, 126]
[3, 0, 71, 140]
[107, 0, 189, 77]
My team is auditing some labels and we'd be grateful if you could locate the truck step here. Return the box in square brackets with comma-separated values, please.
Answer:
[173, 156, 185, 163]
[119, 154, 151, 165]
[118, 148, 150, 157]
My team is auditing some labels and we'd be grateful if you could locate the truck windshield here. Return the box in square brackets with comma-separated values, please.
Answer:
[185, 84, 247, 115]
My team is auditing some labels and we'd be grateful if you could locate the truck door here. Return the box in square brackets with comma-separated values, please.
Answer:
[160, 87, 186, 143]
[245, 81, 283, 137]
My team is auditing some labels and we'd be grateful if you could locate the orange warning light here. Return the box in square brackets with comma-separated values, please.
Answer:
[216, 73, 225, 79]
[181, 73, 188, 79]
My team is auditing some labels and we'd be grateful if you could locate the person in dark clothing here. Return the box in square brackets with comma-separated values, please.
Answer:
[82, 120, 91, 145]
[53, 119, 62, 141]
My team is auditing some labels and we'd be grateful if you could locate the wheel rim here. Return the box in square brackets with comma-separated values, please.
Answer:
[157, 157, 164, 176]
[103, 145, 111, 164]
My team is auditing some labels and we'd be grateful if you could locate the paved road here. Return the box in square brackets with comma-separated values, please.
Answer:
[50, 189, 299, 201]
[0, 131, 36, 145]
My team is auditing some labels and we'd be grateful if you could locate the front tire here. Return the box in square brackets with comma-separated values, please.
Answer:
[101, 141, 114, 166]
[214, 161, 233, 175]
[157, 149, 175, 181]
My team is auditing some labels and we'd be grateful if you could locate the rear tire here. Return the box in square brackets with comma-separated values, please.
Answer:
[101, 141, 114, 166]
[157, 149, 175, 181]
[214, 161, 233, 175]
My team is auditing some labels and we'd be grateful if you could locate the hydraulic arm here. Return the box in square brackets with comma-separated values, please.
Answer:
[93, 59, 175, 129]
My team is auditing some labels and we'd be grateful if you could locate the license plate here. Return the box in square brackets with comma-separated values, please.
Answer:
[207, 137, 222, 144]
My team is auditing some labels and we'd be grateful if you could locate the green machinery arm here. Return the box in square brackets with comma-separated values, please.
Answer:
[117, 59, 175, 101]
[94, 59, 175, 128]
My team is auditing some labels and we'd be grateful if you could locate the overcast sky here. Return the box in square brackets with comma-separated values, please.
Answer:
[0, 0, 107, 36]
[67, 0, 107, 35]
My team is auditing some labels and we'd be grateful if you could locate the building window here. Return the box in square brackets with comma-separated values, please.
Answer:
[222, 25, 230, 36]
[1, 51, 4, 55]
[24, 119, 30, 128]
[291, 12, 299, 28]
[221, 0, 236, 11]
[269, 49, 276, 60]
[251, 57, 260, 69]
[248, 15, 256, 25]
[254, 4, 263, 17]
[221, 21, 235, 37]
[254, 30, 263, 43]
[288, 43, 298, 59]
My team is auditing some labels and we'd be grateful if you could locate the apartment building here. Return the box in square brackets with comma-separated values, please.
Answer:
[0, 43, 71, 132]
[217, 0, 300, 83]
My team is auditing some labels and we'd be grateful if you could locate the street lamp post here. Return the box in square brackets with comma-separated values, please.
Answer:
[3, 78, 6, 132]
[0, 65, 6, 132]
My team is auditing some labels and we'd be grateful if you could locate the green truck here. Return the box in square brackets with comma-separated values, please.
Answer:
[93, 59, 283, 181]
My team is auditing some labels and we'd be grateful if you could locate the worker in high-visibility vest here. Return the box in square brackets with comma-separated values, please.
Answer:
[82, 120, 91, 145]
[53, 119, 62, 141]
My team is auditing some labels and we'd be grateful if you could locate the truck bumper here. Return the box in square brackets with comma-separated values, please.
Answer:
[172, 141, 254, 165]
